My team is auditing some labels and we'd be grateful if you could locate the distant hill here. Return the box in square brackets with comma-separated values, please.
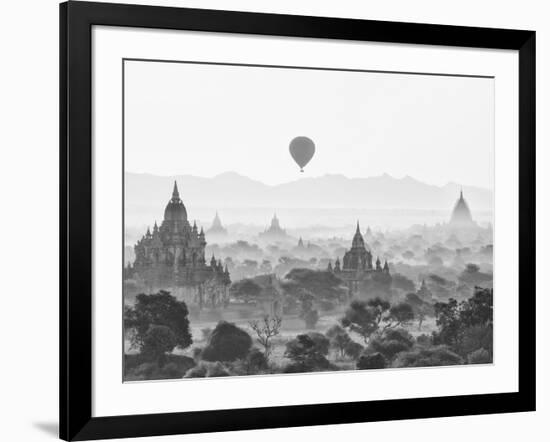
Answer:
[125, 171, 493, 211]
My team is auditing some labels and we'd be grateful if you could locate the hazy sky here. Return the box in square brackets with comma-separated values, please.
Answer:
[124, 60, 494, 189]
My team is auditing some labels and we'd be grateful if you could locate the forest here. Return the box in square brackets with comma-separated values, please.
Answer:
[124, 281, 493, 380]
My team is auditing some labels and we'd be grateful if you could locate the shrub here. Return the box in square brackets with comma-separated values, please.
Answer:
[467, 348, 492, 364]
[133, 362, 157, 378]
[459, 325, 493, 357]
[207, 361, 231, 377]
[161, 362, 182, 378]
[183, 361, 231, 378]
[125, 355, 195, 380]
[231, 348, 269, 376]
[202, 321, 252, 362]
[416, 334, 433, 347]
[284, 333, 331, 372]
[162, 355, 195, 378]
[246, 348, 268, 373]
[393, 346, 463, 368]
[356, 352, 386, 370]
[184, 362, 209, 378]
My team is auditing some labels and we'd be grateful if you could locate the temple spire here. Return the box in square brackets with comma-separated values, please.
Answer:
[356, 220, 360, 234]
[172, 181, 180, 200]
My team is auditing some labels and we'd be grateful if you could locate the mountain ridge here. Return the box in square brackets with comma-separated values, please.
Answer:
[125, 171, 493, 211]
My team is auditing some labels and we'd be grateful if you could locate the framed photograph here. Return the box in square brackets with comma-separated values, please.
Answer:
[60, 1, 535, 440]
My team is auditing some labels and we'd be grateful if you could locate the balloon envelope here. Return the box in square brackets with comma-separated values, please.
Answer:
[289, 136, 315, 172]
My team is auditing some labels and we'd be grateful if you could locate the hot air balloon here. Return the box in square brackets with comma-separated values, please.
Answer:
[289, 136, 315, 172]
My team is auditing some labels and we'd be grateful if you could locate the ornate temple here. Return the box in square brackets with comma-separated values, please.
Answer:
[328, 222, 391, 297]
[449, 190, 476, 227]
[206, 211, 228, 236]
[259, 213, 288, 241]
[125, 182, 230, 306]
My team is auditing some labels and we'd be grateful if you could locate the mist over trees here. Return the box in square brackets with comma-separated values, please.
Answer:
[124, 201, 494, 381]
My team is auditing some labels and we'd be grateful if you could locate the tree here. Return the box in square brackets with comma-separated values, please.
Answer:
[433, 288, 493, 356]
[459, 324, 493, 357]
[202, 321, 252, 362]
[368, 328, 414, 361]
[366, 297, 391, 325]
[344, 341, 364, 359]
[249, 314, 282, 360]
[124, 290, 192, 350]
[284, 333, 330, 372]
[230, 279, 262, 304]
[341, 300, 379, 343]
[140, 325, 177, 366]
[426, 274, 456, 299]
[458, 264, 492, 287]
[285, 268, 347, 302]
[326, 325, 352, 358]
[405, 292, 434, 330]
[383, 302, 415, 329]
[299, 291, 319, 329]
[460, 287, 493, 327]
[307, 332, 331, 355]
[433, 298, 462, 348]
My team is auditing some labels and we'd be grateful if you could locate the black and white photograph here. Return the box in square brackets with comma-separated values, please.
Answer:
[123, 59, 495, 381]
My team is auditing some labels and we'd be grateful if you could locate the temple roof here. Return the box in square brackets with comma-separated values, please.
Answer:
[163, 181, 188, 222]
[450, 190, 474, 226]
[351, 221, 366, 249]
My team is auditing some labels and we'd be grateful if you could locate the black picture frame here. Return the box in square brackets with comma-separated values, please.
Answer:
[60, 1, 536, 440]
